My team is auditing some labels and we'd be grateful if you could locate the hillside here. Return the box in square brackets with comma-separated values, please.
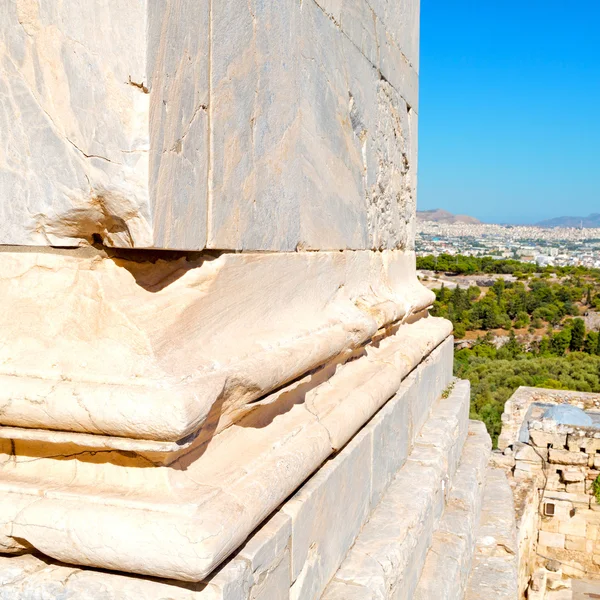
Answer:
[536, 213, 600, 228]
[419, 253, 600, 445]
[417, 208, 481, 224]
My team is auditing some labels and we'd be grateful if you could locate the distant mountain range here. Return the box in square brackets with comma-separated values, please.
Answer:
[417, 209, 481, 225]
[418, 209, 600, 228]
[535, 213, 600, 228]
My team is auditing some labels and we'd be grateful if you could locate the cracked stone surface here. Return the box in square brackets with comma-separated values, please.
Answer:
[1, 0, 155, 247]
[0, 341, 455, 598]
[1, 0, 418, 251]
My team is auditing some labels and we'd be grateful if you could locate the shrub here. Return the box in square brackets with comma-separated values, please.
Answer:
[593, 475, 600, 504]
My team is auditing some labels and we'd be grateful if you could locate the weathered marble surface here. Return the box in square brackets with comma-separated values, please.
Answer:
[464, 468, 519, 600]
[0, 0, 154, 247]
[1, 0, 418, 251]
[414, 421, 491, 600]
[208, 0, 418, 251]
[0, 0, 441, 594]
[322, 379, 471, 599]
[0, 339, 454, 597]
[0, 248, 432, 442]
[0, 313, 451, 581]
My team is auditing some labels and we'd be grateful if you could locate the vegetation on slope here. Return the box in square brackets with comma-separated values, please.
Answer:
[431, 277, 599, 342]
[419, 254, 600, 446]
[455, 339, 600, 446]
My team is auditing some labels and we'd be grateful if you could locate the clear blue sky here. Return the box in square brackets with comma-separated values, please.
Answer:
[418, 1, 600, 224]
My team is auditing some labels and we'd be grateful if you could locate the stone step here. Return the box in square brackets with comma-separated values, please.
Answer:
[0, 340, 455, 600]
[464, 467, 519, 600]
[321, 379, 471, 600]
[413, 420, 491, 600]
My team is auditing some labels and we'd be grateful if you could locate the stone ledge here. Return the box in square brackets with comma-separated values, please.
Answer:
[465, 468, 519, 600]
[1, 321, 451, 581]
[0, 339, 454, 599]
[0, 249, 433, 442]
[321, 379, 471, 599]
[414, 420, 491, 600]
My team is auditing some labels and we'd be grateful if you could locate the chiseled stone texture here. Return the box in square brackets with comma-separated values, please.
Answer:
[286, 427, 373, 600]
[2, 0, 418, 251]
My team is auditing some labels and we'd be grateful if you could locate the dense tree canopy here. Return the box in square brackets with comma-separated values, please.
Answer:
[417, 253, 600, 278]
[456, 341, 600, 446]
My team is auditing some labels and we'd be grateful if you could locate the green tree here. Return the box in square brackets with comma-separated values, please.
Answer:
[570, 318, 586, 352]
[454, 323, 467, 339]
[482, 304, 501, 330]
[551, 329, 572, 356]
[491, 279, 505, 300]
[451, 285, 470, 313]
[514, 311, 530, 329]
[503, 331, 522, 358]
[584, 332, 599, 354]
[538, 337, 552, 355]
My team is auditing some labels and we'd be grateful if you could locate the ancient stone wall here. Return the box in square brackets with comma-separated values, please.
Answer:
[498, 387, 600, 598]
[527, 425, 600, 576]
[2, 0, 418, 251]
[0, 1, 515, 598]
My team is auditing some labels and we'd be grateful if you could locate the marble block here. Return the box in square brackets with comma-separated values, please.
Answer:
[1, 0, 419, 251]
[0, 344, 455, 599]
[0, 248, 433, 443]
[0, 306, 451, 581]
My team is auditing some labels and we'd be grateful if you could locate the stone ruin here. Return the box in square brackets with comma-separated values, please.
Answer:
[0, 1, 518, 598]
[498, 387, 600, 599]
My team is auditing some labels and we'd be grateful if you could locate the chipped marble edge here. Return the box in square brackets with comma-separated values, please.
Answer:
[0, 426, 194, 454]
[0, 294, 435, 449]
[0, 319, 452, 582]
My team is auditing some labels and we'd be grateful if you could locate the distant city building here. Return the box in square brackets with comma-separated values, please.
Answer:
[416, 220, 600, 267]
